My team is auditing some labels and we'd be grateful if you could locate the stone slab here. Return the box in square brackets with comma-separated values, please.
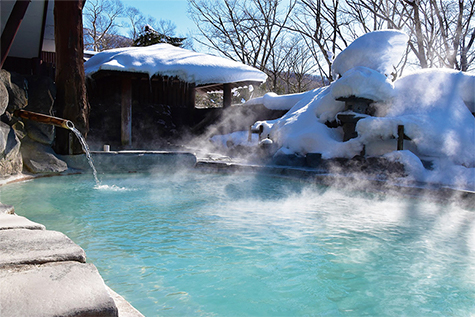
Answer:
[107, 287, 144, 317]
[0, 229, 86, 266]
[0, 213, 45, 230]
[0, 261, 118, 317]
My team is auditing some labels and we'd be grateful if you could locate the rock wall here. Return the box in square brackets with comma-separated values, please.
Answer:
[0, 70, 24, 177]
[0, 70, 68, 177]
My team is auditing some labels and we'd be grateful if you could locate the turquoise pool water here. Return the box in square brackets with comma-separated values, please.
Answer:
[1, 172, 475, 316]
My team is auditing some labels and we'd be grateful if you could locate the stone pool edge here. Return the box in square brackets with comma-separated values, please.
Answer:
[0, 203, 144, 317]
[194, 160, 475, 207]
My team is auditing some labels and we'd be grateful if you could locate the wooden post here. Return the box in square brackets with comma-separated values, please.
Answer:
[397, 125, 404, 151]
[223, 83, 232, 108]
[188, 83, 195, 126]
[53, 0, 89, 155]
[121, 77, 132, 147]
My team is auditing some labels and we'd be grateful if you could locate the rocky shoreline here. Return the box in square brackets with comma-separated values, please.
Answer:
[0, 201, 143, 317]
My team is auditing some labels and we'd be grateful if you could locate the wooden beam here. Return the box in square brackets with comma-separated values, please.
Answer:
[121, 77, 132, 147]
[1, 0, 31, 68]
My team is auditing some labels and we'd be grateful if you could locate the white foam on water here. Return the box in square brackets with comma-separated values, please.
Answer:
[94, 184, 132, 191]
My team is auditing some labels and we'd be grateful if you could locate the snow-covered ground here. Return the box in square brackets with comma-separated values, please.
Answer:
[212, 30, 475, 191]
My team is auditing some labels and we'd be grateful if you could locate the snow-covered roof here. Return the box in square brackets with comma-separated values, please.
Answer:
[84, 44, 267, 86]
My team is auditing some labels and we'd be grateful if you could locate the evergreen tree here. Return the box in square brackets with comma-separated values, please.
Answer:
[133, 25, 185, 47]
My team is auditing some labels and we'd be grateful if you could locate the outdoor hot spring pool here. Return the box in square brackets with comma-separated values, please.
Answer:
[1, 172, 475, 316]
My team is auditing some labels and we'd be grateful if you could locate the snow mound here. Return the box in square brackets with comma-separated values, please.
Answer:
[332, 30, 408, 78]
[392, 68, 475, 114]
[244, 92, 308, 110]
[84, 43, 267, 85]
[331, 66, 395, 102]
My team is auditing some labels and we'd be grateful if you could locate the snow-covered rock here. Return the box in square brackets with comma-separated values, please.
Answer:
[244, 91, 308, 110]
[331, 66, 395, 102]
[220, 30, 475, 189]
[332, 30, 408, 79]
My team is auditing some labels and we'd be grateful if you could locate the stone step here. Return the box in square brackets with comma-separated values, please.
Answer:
[0, 213, 45, 230]
[0, 261, 118, 317]
[0, 229, 86, 266]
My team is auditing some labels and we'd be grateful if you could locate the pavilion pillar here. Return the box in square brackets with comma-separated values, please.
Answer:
[53, 0, 89, 155]
[121, 77, 132, 147]
[223, 83, 232, 108]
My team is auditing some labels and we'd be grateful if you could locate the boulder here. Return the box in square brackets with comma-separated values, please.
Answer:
[24, 120, 55, 145]
[0, 121, 22, 177]
[23, 75, 56, 145]
[20, 137, 68, 174]
[11, 119, 26, 140]
[0, 229, 86, 266]
[0, 70, 28, 112]
[0, 79, 8, 115]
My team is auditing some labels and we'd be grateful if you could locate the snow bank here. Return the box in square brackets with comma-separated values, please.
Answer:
[219, 30, 475, 189]
[84, 44, 267, 85]
[332, 30, 408, 78]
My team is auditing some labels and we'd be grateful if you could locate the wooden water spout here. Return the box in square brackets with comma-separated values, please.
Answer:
[14, 109, 100, 185]
[14, 110, 75, 130]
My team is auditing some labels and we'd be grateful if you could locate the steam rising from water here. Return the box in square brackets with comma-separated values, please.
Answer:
[1, 172, 474, 316]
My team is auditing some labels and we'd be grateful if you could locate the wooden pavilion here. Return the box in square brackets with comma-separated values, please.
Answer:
[85, 45, 267, 149]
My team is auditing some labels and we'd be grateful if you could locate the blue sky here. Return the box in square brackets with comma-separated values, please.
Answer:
[120, 0, 196, 37]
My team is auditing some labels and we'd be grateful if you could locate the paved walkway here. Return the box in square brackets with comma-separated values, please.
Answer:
[0, 203, 144, 317]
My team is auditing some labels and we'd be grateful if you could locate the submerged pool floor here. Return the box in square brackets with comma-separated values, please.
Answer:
[1, 172, 474, 316]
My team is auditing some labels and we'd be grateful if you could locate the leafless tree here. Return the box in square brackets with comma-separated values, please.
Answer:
[289, 0, 352, 82]
[189, 0, 297, 81]
[428, 0, 475, 71]
[125, 6, 146, 41]
[343, 0, 475, 71]
[83, 0, 125, 51]
[283, 37, 319, 93]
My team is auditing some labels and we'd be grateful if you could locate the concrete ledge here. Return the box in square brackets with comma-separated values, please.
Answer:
[0, 214, 45, 230]
[0, 261, 118, 317]
[0, 229, 86, 266]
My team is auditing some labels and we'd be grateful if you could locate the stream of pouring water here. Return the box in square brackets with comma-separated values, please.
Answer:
[69, 127, 100, 185]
